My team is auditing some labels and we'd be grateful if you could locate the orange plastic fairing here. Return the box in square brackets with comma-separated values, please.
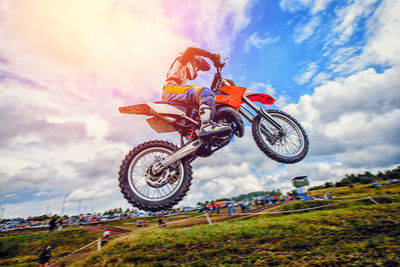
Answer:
[215, 86, 247, 110]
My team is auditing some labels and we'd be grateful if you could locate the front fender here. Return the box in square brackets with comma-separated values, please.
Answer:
[243, 93, 275, 105]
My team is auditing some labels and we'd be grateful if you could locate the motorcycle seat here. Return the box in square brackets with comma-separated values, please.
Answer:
[154, 101, 198, 114]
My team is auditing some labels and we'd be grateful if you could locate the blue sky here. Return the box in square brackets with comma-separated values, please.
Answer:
[0, 0, 399, 218]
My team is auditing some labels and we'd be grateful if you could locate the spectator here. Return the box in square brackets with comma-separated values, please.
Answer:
[101, 231, 110, 246]
[211, 201, 216, 213]
[57, 218, 63, 231]
[246, 201, 251, 211]
[228, 203, 233, 216]
[327, 190, 333, 199]
[158, 217, 167, 227]
[39, 244, 51, 267]
[48, 217, 57, 232]
[239, 202, 245, 213]
[78, 214, 85, 227]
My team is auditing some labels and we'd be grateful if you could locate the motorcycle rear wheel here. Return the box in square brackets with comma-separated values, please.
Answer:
[252, 110, 309, 164]
[119, 140, 192, 211]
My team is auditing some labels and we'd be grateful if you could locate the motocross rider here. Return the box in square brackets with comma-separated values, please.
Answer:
[162, 47, 231, 138]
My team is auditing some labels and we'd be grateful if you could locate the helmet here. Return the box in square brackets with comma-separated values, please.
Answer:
[185, 56, 210, 80]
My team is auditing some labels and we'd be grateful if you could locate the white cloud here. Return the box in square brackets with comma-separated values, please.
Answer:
[294, 62, 318, 84]
[311, 72, 332, 85]
[285, 66, 400, 167]
[244, 32, 280, 53]
[332, 0, 400, 74]
[247, 82, 276, 95]
[164, 0, 253, 54]
[280, 0, 333, 14]
[0, 0, 255, 218]
[1, 0, 399, 218]
[293, 16, 320, 43]
[333, 0, 378, 45]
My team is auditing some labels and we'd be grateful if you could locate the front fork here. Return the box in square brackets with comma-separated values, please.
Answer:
[239, 95, 285, 135]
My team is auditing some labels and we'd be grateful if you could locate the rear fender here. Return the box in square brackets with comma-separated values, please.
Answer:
[119, 103, 187, 117]
[243, 93, 275, 105]
[119, 104, 151, 116]
[119, 103, 188, 133]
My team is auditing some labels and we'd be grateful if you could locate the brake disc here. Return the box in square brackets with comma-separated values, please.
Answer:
[144, 159, 180, 188]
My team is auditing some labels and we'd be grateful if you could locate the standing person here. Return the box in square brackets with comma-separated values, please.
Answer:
[162, 47, 231, 138]
[158, 217, 167, 228]
[228, 203, 232, 216]
[39, 244, 51, 267]
[101, 231, 110, 246]
[211, 201, 216, 213]
[239, 202, 245, 213]
[57, 218, 63, 231]
[48, 217, 56, 232]
[228, 203, 235, 216]
[78, 214, 85, 227]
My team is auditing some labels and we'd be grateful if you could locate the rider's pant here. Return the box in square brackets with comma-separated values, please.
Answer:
[162, 83, 215, 109]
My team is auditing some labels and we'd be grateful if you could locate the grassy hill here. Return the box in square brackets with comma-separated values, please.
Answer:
[0, 228, 99, 267]
[2, 182, 399, 266]
[73, 197, 400, 266]
[307, 179, 400, 199]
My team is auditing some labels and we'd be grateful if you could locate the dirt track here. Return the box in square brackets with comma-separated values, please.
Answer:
[84, 223, 130, 236]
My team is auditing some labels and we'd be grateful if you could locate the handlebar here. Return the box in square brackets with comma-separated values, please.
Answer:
[210, 56, 227, 91]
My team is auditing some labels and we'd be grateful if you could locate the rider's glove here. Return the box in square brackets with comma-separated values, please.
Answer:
[212, 53, 221, 67]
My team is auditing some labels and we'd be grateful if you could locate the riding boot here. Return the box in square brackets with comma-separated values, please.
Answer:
[198, 103, 231, 138]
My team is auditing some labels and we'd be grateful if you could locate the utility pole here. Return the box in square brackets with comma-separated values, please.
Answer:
[0, 208, 4, 220]
[77, 200, 82, 215]
[60, 194, 70, 217]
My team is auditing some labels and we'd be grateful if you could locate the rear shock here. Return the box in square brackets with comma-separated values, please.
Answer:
[185, 126, 197, 140]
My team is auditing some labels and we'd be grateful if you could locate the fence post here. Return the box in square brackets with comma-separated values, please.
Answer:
[204, 213, 212, 225]
[97, 237, 101, 251]
[368, 196, 379, 204]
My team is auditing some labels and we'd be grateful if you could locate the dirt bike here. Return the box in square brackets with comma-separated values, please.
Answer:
[118, 59, 309, 211]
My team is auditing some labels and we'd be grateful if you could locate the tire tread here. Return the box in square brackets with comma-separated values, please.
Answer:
[118, 140, 192, 211]
[251, 110, 309, 164]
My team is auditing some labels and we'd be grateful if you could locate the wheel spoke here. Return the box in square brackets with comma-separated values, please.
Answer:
[127, 146, 185, 202]
[258, 114, 304, 158]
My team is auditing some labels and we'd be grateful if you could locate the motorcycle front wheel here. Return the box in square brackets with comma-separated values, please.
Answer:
[119, 140, 192, 211]
[252, 110, 309, 164]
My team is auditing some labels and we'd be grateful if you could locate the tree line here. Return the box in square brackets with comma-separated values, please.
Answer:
[197, 189, 282, 206]
[308, 165, 400, 191]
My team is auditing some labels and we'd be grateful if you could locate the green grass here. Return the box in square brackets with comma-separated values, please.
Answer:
[308, 180, 400, 198]
[0, 229, 100, 267]
[74, 201, 400, 266]
[3, 183, 400, 266]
